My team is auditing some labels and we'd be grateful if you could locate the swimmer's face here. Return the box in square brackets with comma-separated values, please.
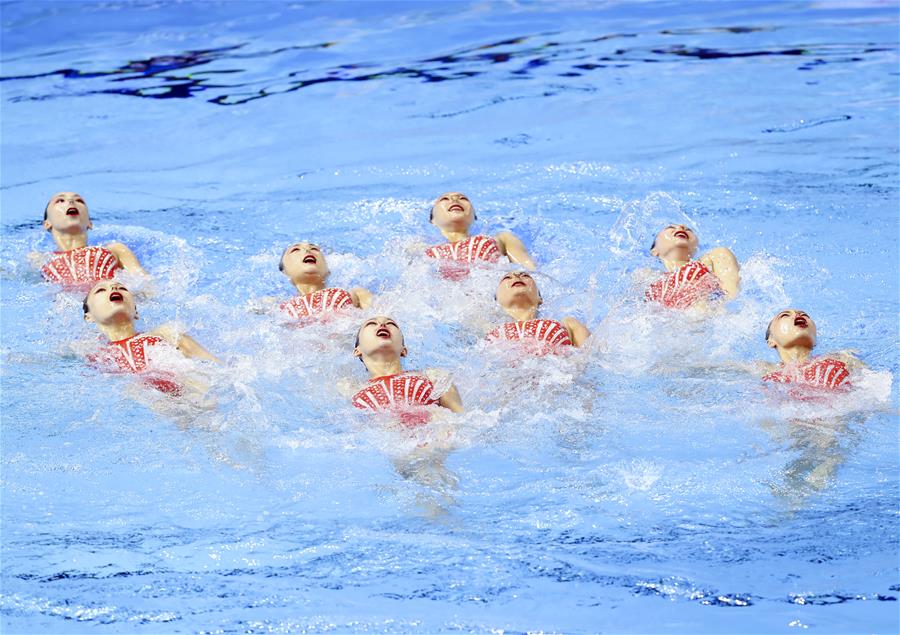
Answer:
[84, 281, 137, 325]
[767, 309, 817, 350]
[280, 242, 329, 282]
[431, 192, 474, 232]
[43, 192, 91, 234]
[354, 316, 407, 361]
[496, 271, 541, 309]
[650, 224, 698, 261]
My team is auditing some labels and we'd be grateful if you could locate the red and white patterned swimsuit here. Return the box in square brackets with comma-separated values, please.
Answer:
[280, 288, 354, 321]
[763, 358, 852, 392]
[486, 318, 573, 354]
[425, 234, 501, 280]
[646, 261, 722, 309]
[88, 334, 182, 395]
[352, 373, 441, 427]
[41, 246, 120, 285]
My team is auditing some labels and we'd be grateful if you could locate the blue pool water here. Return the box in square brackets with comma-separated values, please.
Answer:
[1, 1, 898, 633]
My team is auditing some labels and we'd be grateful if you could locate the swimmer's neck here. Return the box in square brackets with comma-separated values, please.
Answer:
[438, 228, 471, 243]
[503, 305, 539, 322]
[51, 229, 88, 252]
[659, 256, 691, 272]
[292, 279, 326, 295]
[365, 358, 404, 379]
[96, 321, 137, 342]
[777, 345, 813, 365]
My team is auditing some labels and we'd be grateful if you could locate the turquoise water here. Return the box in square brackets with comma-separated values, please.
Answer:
[1, 1, 898, 633]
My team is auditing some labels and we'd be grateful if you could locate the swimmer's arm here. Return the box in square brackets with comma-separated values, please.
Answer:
[702, 247, 740, 299]
[438, 384, 464, 413]
[351, 287, 374, 309]
[175, 335, 221, 364]
[106, 242, 148, 276]
[152, 324, 222, 364]
[495, 231, 536, 270]
[563, 317, 591, 347]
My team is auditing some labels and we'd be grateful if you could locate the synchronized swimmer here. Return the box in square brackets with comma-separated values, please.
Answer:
[761, 309, 861, 391]
[487, 271, 590, 352]
[38, 192, 147, 285]
[645, 223, 740, 309]
[83, 280, 219, 396]
[352, 316, 464, 425]
[425, 192, 536, 279]
[33, 190, 867, 416]
[278, 241, 373, 320]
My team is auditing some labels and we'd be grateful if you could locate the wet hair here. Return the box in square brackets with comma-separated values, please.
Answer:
[82, 293, 90, 316]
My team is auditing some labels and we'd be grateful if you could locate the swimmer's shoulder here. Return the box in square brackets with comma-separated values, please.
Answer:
[825, 350, 865, 370]
[148, 321, 185, 346]
[700, 246, 738, 268]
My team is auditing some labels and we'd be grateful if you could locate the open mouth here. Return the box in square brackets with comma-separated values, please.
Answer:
[674, 230, 689, 240]
[302, 255, 317, 264]
[375, 326, 391, 338]
[65, 207, 80, 217]
[794, 316, 808, 328]
[511, 280, 526, 288]
[109, 291, 124, 302]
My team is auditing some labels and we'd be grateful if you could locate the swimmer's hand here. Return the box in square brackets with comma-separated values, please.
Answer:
[247, 296, 279, 315]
